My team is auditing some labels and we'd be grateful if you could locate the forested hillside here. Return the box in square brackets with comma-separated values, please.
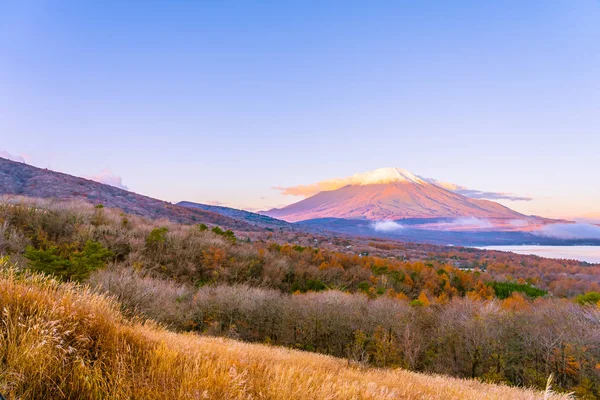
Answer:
[1, 199, 599, 397]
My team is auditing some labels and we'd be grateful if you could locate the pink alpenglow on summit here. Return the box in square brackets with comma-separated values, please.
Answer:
[264, 168, 535, 224]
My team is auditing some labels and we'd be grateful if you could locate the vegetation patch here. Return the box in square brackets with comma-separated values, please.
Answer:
[487, 281, 547, 299]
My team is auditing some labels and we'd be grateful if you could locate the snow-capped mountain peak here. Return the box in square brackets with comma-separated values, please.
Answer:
[349, 167, 425, 186]
[264, 167, 527, 222]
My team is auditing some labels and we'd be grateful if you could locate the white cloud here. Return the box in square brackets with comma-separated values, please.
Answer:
[0, 150, 27, 163]
[274, 168, 532, 202]
[274, 176, 368, 197]
[207, 200, 227, 206]
[421, 178, 533, 201]
[435, 217, 494, 230]
[508, 219, 530, 228]
[84, 169, 129, 190]
[533, 223, 600, 240]
[371, 220, 405, 232]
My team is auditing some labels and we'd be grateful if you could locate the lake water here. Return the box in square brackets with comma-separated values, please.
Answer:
[476, 245, 600, 264]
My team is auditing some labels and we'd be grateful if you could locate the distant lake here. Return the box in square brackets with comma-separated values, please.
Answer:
[477, 245, 600, 264]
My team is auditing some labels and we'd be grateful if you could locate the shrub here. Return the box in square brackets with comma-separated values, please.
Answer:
[24, 245, 72, 279]
[575, 291, 600, 305]
[357, 281, 370, 292]
[24, 240, 113, 281]
[306, 279, 326, 292]
[487, 281, 547, 299]
[145, 227, 169, 254]
[211, 226, 236, 244]
[211, 226, 225, 235]
[70, 241, 114, 280]
[198, 223, 208, 232]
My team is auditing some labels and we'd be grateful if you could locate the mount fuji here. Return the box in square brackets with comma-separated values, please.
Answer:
[263, 168, 538, 226]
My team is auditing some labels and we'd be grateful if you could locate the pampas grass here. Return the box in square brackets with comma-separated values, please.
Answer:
[0, 259, 568, 400]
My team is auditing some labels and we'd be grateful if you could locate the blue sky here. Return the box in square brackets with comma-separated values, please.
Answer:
[1, 1, 599, 219]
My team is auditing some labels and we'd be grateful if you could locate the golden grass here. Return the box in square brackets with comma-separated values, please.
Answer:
[0, 262, 568, 400]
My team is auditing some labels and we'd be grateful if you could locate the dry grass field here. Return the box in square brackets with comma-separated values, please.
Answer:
[0, 259, 569, 400]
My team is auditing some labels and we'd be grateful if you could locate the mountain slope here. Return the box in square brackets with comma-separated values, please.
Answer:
[177, 201, 292, 229]
[264, 168, 528, 222]
[0, 157, 254, 230]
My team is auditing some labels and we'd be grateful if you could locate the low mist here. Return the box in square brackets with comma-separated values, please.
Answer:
[371, 220, 404, 232]
[436, 217, 493, 230]
[509, 219, 530, 228]
[533, 223, 600, 240]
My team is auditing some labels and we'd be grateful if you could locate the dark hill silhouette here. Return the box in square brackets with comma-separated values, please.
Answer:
[0, 157, 255, 230]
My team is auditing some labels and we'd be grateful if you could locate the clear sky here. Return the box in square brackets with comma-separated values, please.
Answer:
[1, 1, 599, 220]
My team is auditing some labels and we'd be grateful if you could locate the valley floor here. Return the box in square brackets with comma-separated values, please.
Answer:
[0, 261, 566, 400]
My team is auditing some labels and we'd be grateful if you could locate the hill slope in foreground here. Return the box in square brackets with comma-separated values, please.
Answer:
[0, 157, 257, 230]
[0, 262, 562, 400]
